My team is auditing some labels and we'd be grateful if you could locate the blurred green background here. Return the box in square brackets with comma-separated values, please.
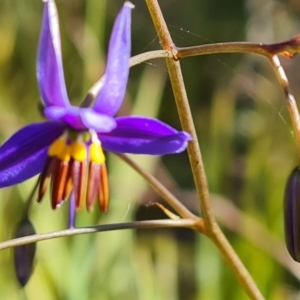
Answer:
[0, 0, 300, 299]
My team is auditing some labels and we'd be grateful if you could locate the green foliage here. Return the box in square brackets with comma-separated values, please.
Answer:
[0, 0, 299, 299]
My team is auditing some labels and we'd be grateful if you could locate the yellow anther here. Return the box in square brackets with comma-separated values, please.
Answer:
[70, 142, 87, 162]
[48, 138, 70, 161]
[58, 145, 71, 161]
[48, 138, 66, 156]
[90, 143, 105, 164]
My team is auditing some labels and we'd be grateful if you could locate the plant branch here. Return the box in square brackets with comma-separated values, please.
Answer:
[175, 35, 300, 59]
[0, 219, 196, 250]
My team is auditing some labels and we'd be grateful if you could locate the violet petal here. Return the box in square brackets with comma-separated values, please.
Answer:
[93, 2, 133, 116]
[0, 121, 65, 187]
[37, 0, 70, 108]
[99, 116, 191, 154]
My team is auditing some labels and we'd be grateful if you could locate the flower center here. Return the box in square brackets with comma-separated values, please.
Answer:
[37, 129, 109, 212]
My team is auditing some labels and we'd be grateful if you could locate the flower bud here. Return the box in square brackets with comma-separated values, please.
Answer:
[284, 166, 300, 262]
[13, 219, 36, 286]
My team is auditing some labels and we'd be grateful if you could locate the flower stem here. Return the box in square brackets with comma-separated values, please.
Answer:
[0, 219, 196, 250]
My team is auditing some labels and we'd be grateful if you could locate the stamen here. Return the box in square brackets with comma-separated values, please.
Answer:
[38, 130, 110, 216]
[37, 157, 52, 203]
[86, 162, 100, 211]
[73, 160, 87, 210]
[47, 133, 71, 209]
[48, 132, 68, 159]
[70, 141, 87, 162]
[51, 159, 69, 209]
[71, 135, 88, 210]
[98, 164, 109, 213]
[90, 143, 105, 164]
[62, 162, 73, 200]
[87, 132, 108, 212]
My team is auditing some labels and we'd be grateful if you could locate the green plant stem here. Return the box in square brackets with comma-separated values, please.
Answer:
[0, 219, 196, 250]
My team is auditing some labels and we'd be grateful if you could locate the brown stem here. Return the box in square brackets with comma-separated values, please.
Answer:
[269, 55, 300, 162]
[176, 35, 300, 59]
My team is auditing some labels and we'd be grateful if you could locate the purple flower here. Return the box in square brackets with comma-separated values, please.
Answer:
[0, 0, 191, 215]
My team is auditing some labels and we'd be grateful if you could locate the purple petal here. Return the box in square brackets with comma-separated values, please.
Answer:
[0, 122, 65, 187]
[93, 2, 133, 116]
[37, 0, 70, 108]
[44, 106, 116, 132]
[99, 116, 191, 155]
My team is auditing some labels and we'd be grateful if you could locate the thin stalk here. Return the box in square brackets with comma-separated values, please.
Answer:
[176, 36, 300, 59]
[0, 219, 196, 250]
[269, 55, 300, 162]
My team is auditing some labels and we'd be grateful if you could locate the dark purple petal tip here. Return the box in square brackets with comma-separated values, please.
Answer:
[14, 219, 36, 287]
[284, 166, 300, 262]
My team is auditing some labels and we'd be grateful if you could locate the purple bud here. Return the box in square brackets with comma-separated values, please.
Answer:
[284, 167, 300, 262]
[13, 219, 36, 286]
